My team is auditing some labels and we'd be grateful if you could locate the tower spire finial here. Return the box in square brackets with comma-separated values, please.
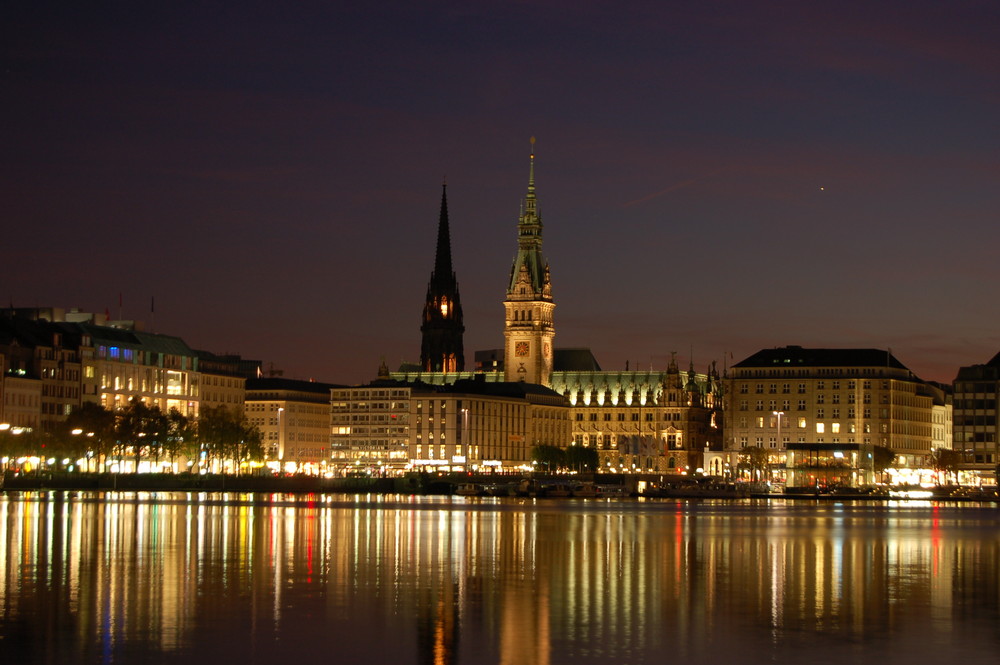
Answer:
[433, 181, 452, 280]
[528, 137, 536, 194]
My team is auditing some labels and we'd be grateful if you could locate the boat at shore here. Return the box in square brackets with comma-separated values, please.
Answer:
[570, 483, 600, 498]
[642, 480, 750, 499]
[454, 483, 485, 496]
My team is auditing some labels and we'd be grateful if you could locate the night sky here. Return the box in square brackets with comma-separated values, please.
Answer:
[4, 1, 998, 385]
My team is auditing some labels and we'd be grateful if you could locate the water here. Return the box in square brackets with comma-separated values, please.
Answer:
[1, 492, 999, 664]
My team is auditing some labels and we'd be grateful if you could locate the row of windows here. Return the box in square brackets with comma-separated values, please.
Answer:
[575, 412, 662, 422]
[39, 367, 81, 381]
[736, 368, 896, 379]
[204, 375, 242, 388]
[740, 436, 875, 448]
[41, 402, 74, 416]
[739, 413, 877, 428]
[264, 431, 327, 442]
[202, 392, 240, 404]
[954, 399, 998, 411]
[42, 385, 80, 398]
[246, 402, 327, 414]
[740, 397, 875, 410]
[955, 415, 1000, 427]
[96, 345, 194, 370]
[3, 392, 40, 407]
[331, 389, 410, 400]
[955, 382, 999, 394]
[740, 380, 881, 394]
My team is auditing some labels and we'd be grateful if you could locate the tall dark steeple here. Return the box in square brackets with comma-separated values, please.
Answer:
[421, 183, 465, 373]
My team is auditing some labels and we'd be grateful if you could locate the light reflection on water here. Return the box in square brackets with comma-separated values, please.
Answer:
[1, 492, 999, 664]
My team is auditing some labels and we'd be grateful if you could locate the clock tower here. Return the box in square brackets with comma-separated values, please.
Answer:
[504, 139, 555, 386]
[421, 183, 465, 372]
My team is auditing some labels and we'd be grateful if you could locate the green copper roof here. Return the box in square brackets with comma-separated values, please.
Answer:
[507, 141, 551, 297]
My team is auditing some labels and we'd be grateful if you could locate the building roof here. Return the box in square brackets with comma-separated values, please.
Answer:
[733, 346, 910, 371]
[450, 377, 566, 401]
[553, 348, 602, 372]
[360, 375, 567, 405]
[74, 322, 199, 358]
[0, 316, 86, 350]
[246, 377, 343, 395]
[954, 363, 1000, 382]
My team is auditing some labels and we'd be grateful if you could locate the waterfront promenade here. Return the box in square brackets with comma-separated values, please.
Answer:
[3, 471, 997, 502]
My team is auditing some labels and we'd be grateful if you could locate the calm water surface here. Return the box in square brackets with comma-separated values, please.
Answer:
[1, 491, 999, 664]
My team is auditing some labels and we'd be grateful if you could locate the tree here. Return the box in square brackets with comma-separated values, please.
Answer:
[197, 406, 264, 474]
[530, 444, 565, 473]
[872, 445, 895, 484]
[116, 398, 168, 472]
[64, 402, 116, 471]
[162, 408, 196, 468]
[737, 446, 769, 482]
[564, 445, 598, 472]
[0, 426, 35, 470]
[931, 448, 961, 486]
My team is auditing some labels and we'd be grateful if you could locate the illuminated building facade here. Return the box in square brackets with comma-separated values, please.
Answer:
[246, 377, 338, 473]
[0, 309, 265, 437]
[0, 315, 83, 431]
[1, 367, 41, 430]
[952, 354, 1000, 482]
[551, 354, 723, 474]
[330, 380, 412, 471]
[727, 346, 935, 488]
[84, 324, 201, 417]
[421, 184, 465, 373]
[408, 378, 569, 471]
[331, 374, 569, 473]
[196, 351, 248, 413]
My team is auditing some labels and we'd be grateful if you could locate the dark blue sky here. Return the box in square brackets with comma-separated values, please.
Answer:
[4, 1, 998, 384]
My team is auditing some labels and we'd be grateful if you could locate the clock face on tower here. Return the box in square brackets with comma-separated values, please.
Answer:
[515, 341, 530, 357]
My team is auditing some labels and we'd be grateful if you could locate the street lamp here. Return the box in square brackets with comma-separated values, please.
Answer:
[277, 407, 285, 465]
[772, 410, 784, 484]
[461, 407, 469, 467]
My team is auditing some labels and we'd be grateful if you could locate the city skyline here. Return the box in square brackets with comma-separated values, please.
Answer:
[4, 2, 998, 385]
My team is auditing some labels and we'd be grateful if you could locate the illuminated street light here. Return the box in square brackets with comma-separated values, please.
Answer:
[277, 407, 285, 463]
[772, 410, 784, 485]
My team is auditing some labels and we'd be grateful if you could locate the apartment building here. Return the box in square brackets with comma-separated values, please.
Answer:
[727, 346, 936, 488]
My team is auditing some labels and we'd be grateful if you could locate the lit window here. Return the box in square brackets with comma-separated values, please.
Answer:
[816, 423, 825, 434]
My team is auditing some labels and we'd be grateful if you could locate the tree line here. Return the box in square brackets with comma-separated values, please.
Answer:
[0, 399, 263, 474]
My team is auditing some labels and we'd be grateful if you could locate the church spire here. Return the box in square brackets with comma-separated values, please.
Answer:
[431, 181, 453, 288]
[421, 182, 464, 373]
